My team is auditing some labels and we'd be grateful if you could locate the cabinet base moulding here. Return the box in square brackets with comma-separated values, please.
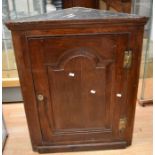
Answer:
[33, 141, 128, 153]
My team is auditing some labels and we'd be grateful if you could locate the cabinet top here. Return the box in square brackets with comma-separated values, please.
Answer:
[5, 7, 148, 31]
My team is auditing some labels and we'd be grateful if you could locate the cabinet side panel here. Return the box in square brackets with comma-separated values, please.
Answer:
[11, 31, 42, 148]
[125, 27, 145, 144]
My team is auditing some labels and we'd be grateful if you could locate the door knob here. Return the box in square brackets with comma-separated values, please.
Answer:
[37, 94, 44, 101]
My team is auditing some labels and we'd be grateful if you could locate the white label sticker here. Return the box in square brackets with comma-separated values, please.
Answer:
[69, 72, 75, 77]
[116, 94, 122, 97]
[90, 90, 96, 94]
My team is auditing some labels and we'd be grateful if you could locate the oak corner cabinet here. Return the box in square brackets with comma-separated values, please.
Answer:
[5, 7, 147, 153]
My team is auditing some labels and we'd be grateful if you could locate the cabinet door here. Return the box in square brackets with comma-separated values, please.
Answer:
[28, 33, 129, 145]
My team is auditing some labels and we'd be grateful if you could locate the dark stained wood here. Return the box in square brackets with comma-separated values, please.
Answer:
[103, 0, 132, 13]
[62, 0, 99, 9]
[11, 31, 42, 151]
[5, 7, 147, 153]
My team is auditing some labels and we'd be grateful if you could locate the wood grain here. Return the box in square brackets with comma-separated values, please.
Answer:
[2, 102, 152, 155]
[62, 0, 99, 9]
[5, 7, 147, 153]
[103, 0, 132, 13]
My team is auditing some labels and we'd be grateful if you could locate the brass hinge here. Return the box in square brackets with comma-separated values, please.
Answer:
[123, 50, 132, 69]
[119, 117, 127, 132]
